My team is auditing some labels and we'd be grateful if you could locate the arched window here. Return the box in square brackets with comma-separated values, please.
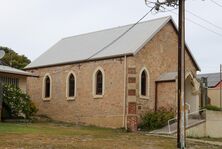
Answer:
[96, 70, 103, 95]
[67, 73, 76, 98]
[43, 74, 52, 99]
[139, 67, 150, 98]
[93, 67, 105, 97]
[141, 70, 147, 96]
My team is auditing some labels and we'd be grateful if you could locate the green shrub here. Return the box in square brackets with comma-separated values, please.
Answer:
[206, 105, 221, 111]
[139, 108, 174, 131]
[2, 84, 38, 119]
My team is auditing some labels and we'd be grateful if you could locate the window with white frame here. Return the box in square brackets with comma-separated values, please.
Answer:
[139, 67, 150, 98]
[43, 74, 52, 99]
[96, 70, 103, 95]
[66, 72, 76, 99]
[93, 67, 105, 97]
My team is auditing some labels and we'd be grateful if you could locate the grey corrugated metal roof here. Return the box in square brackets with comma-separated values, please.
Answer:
[157, 72, 177, 82]
[198, 73, 221, 87]
[25, 16, 172, 69]
[25, 16, 200, 70]
[0, 65, 35, 76]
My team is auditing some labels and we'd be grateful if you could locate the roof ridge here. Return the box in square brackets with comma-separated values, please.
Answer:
[27, 15, 200, 70]
[61, 16, 171, 41]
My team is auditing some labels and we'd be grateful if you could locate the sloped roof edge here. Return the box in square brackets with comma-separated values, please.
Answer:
[0, 65, 37, 77]
[170, 18, 201, 71]
[24, 53, 133, 70]
[25, 16, 200, 71]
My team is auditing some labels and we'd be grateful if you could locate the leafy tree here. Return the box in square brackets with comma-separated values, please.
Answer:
[2, 84, 38, 119]
[0, 46, 31, 69]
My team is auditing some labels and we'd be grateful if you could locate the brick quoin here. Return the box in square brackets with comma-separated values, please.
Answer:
[127, 116, 138, 132]
[128, 89, 136, 96]
[128, 102, 137, 114]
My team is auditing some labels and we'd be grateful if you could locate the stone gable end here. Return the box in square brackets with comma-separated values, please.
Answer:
[132, 21, 198, 117]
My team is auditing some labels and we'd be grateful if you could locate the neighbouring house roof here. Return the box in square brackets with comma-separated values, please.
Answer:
[25, 16, 200, 70]
[0, 65, 36, 77]
[156, 72, 177, 82]
[197, 73, 221, 87]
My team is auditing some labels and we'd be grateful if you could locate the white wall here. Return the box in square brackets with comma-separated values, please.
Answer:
[185, 77, 199, 113]
[187, 110, 222, 138]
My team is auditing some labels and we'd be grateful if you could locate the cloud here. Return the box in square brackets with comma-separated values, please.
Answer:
[0, 0, 221, 73]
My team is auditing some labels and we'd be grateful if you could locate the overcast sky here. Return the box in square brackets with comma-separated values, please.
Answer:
[0, 0, 221, 73]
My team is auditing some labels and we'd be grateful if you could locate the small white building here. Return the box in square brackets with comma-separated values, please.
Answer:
[0, 64, 36, 120]
[0, 65, 36, 92]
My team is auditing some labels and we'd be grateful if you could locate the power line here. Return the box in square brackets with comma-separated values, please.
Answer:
[145, 4, 177, 14]
[169, 10, 222, 37]
[186, 17, 222, 37]
[210, 0, 222, 7]
[145, 0, 222, 37]
[186, 9, 222, 31]
[36, 4, 222, 77]
[38, 8, 154, 77]
[86, 8, 154, 60]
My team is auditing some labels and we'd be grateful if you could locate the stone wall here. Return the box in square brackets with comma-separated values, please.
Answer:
[206, 110, 222, 138]
[126, 67, 138, 131]
[208, 88, 221, 107]
[26, 21, 198, 129]
[187, 110, 222, 138]
[133, 21, 197, 117]
[156, 81, 177, 112]
[27, 58, 126, 128]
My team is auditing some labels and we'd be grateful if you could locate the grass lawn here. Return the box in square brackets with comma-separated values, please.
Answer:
[0, 122, 220, 149]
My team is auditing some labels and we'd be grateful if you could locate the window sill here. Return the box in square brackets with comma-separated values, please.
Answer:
[66, 97, 76, 101]
[93, 95, 104, 99]
[139, 95, 150, 100]
[42, 98, 51, 101]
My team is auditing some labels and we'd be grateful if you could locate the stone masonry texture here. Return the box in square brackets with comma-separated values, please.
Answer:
[27, 21, 198, 129]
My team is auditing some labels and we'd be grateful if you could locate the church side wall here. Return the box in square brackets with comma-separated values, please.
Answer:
[27, 58, 125, 128]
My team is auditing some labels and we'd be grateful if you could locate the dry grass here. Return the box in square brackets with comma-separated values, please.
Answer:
[0, 122, 220, 149]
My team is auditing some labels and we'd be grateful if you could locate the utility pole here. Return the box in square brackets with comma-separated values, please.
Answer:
[144, 0, 186, 148]
[177, 0, 186, 148]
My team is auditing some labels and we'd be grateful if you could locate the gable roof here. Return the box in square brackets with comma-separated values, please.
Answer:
[25, 16, 200, 70]
[198, 73, 221, 87]
[0, 65, 36, 77]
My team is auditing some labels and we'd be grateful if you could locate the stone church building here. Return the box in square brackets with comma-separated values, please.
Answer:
[25, 16, 201, 131]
